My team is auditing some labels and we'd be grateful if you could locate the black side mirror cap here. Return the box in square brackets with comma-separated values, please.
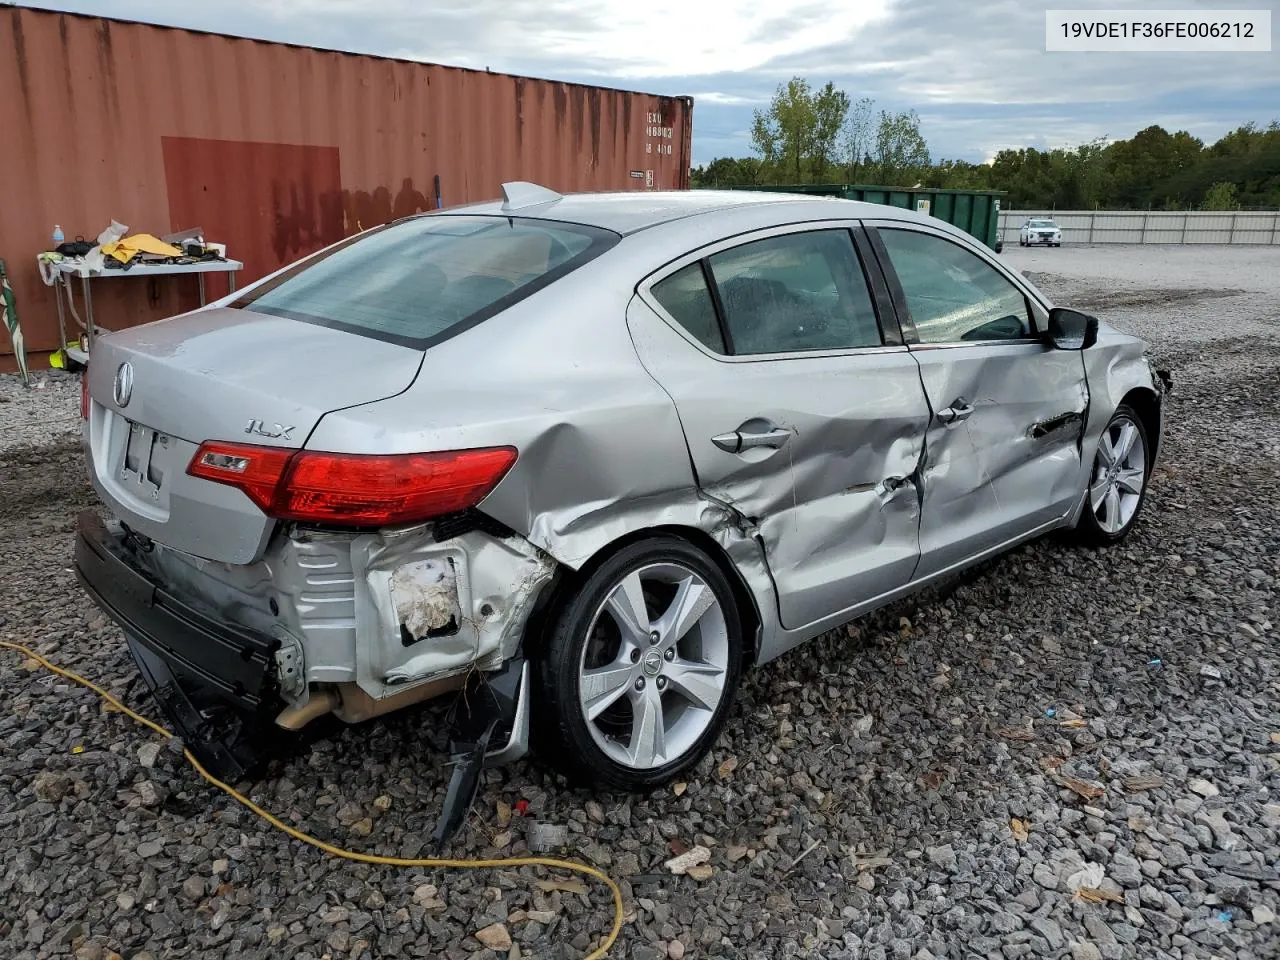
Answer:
[1047, 307, 1099, 350]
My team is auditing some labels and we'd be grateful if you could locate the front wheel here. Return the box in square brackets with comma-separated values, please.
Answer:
[1074, 404, 1151, 546]
[535, 537, 744, 791]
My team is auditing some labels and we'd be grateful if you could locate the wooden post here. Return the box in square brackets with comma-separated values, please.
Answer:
[1180, 207, 1189, 245]
[1140, 210, 1149, 244]
[1228, 211, 1237, 245]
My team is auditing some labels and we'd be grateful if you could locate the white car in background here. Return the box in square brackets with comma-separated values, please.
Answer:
[1020, 218, 1062, 247]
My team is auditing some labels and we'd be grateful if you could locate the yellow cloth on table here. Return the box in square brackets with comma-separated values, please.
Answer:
[101, 233, 182, 264]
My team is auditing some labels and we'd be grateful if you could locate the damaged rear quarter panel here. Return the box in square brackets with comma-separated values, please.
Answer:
[304, 247, 780, 677]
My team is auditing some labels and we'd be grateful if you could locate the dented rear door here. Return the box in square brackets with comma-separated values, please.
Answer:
[628, 223, 931, 630]
[868, 223, 1088, 580]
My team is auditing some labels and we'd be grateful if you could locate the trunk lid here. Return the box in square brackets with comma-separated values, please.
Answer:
[85, 308, 423, 563]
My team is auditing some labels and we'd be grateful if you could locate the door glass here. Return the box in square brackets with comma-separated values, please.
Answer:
[879, 229, 1031, 343]
[706, 230, 882, 355]
[650, 263, 726, 352]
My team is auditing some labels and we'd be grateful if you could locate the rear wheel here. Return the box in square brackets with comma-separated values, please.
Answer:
[535, 537, 744, 790]
[1074, 404, 1150, 546]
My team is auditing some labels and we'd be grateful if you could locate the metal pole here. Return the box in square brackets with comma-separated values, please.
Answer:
[1140, 210, 1149, 244]
[81, 275, 95, 349]
[1180, 206, 1189, 245]
[1087, 212, 1094, 245]
[1271, 210, 1279, 247]
[1228, 211, 1237, 245]
[54, 273, 68, 347]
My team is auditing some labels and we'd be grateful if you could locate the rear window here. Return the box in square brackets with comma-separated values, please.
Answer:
[233, 216, 618, 348]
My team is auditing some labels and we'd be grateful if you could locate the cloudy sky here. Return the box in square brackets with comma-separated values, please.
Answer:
[22, 0, 1280, 164]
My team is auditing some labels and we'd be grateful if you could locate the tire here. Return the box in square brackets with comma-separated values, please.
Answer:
[1074, 404, 1151, 546]
[534, 536, 745, 791]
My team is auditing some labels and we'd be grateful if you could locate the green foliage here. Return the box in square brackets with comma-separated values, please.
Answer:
[693, 77, 1280, 209]
[1200, 181, 1240, 210]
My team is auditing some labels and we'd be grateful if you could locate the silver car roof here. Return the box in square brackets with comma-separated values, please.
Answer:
[438, 188, 946, 236]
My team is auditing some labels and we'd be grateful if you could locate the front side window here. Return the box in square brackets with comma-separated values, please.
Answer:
[235, 216, 618, 348]
[705, 230, 882, 355]
[878, 229, 1032, 343]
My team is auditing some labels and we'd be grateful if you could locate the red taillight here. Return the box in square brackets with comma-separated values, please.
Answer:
[80, 373, 90, 420]
[187, 442, 517, 527]
[188, 441, 295, 513]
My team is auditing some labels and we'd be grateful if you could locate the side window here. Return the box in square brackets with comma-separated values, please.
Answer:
[651, 263, 726, 353]
[706, 230, 882, 355]
[878, 229, 1032, 343]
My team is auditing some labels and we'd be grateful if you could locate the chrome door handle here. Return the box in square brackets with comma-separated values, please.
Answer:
[874, 475, 913, 503]
[711, 425, 792, 454]
[937, 399, 974, 425]
[738, 427, 791, 450]
[711, 432, 742, 453]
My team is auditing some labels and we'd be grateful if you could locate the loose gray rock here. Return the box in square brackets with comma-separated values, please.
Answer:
[2, 246, 1279, 960]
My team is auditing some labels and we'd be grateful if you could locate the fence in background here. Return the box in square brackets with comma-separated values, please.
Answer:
[999, 210, 1280, 245]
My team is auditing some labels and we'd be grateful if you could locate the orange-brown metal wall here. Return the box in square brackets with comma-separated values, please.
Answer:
[0, 6, 693, 367]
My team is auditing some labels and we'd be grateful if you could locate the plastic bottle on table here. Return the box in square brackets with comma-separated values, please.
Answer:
[52, 224, 64, 246]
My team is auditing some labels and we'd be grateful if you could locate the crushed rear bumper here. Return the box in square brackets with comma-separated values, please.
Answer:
[74, 510, 283, 778]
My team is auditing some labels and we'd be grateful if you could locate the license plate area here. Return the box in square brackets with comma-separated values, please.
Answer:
[119, 419, 171, 505]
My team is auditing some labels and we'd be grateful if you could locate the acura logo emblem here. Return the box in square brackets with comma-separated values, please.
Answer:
[642, 649, 663, 677]
[113, 362, 134, 408]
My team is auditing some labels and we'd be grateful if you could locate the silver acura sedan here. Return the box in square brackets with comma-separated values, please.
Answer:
[76, 184, 1166, 829]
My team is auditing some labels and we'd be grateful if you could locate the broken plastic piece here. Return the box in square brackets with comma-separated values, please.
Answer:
[430, 657, 528, 851]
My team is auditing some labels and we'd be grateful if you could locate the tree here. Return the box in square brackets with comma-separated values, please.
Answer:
[811, 82, 851, 181]
[690, 156, 766, 188]
[840, 97, 876, 178]
[872, 110, 930, 183]
[750, 77, 850, 183]
[751, 78, 816, 182]
[709, 75, 1280, 207]
[1200, 181, 1240, 210]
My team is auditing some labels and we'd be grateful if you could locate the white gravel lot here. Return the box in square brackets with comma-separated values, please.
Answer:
[1, 244, 1278, 960]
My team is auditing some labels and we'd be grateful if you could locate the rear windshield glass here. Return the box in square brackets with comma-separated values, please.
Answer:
[1030, 219, 1057, 227]
[233, 216, 618, 348]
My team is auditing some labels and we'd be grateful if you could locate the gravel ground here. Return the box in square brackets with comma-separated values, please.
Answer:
[1, 244, 1278, 960]
[0, 370, 81, 454]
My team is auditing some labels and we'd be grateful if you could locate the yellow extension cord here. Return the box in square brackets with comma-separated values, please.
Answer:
[0, 640, 623, 959]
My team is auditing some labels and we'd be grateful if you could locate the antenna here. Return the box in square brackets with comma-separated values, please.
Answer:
[500, 182, 562, 211]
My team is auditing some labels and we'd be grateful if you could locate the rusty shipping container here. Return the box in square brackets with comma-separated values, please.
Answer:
[0, 5, 693, 369]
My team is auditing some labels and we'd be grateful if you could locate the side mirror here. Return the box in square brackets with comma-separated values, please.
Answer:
[1046, 307, 1099, 350]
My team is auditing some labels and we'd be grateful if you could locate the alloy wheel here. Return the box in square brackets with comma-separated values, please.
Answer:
[1090, 414, 1147, 534]
[576, 562, 730, 770]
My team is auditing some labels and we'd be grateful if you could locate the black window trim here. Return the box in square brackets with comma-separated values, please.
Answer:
[866, 221, 1048, 348]
[231, 214, 621, 351]
[638, 220, 905, 363]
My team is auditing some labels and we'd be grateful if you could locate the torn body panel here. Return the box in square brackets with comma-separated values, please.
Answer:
[352, 526, 556, 699]
[911, 342, 1088, 579]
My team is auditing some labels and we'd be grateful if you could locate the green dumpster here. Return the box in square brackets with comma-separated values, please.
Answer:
[712, 183, 1006, 252]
